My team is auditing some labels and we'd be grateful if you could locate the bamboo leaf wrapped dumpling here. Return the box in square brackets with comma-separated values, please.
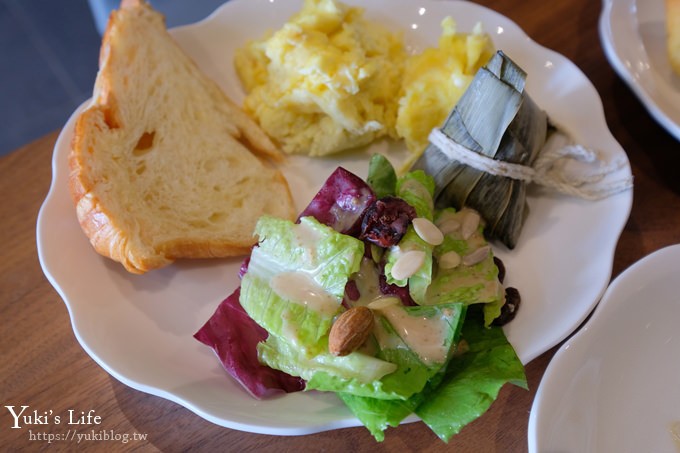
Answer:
[410, 51, 549, 249]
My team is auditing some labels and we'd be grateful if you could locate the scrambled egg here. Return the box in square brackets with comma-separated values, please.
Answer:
[235, 0, 494, 159]
[235, 0, 405, 156]
[397, 18, 495, 157]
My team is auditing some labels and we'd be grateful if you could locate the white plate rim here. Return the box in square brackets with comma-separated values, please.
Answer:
[528, 243, 680, 452]
[599, 0, 680, 141]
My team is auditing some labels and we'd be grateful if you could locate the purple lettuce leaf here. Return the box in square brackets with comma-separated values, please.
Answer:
[298, 166, 376, 236]
[194, 288, 305, 399]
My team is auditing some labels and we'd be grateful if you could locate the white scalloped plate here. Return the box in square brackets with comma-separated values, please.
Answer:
[599, 0, 680, 140]
[37, 0, 632, 435]
[529, 244, 680, 452]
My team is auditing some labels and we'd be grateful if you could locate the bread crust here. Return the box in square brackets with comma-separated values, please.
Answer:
[69, 0, 295, 274]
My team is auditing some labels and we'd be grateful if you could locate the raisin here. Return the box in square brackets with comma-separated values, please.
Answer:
[360, 197, 416, 248]
[494, 256, 506, 283]
[492, 287, 521, 326]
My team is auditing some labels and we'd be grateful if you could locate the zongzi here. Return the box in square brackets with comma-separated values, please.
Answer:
[412, 50, 632, 249]
[411, 51, 548, 249]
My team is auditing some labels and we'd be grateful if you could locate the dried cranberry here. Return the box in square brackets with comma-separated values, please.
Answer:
[371, 259, 417, 306]
[379, 272, 417, 306]
[344, 279, 360, 302]
[360, 197, 417, 248]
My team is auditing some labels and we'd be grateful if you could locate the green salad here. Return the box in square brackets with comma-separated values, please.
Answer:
[195, 154, 526, 442]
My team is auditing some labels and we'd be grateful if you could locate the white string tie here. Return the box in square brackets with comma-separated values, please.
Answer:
[428, 128, 633, 200]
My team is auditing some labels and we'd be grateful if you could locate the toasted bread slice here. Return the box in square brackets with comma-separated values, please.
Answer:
[668, 0, 680, 75]
[69, 0, 295, 274]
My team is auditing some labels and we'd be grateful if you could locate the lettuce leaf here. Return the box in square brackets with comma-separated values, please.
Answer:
[426, 208, 505, 326]
[338, 392, 417, 441]
[384, 171, 437, 304]
[338, 307, 526, 441]
[395, 170, 435, 219]
[297, 166, 376, 236]
[260, 301, 467, 401]
[241, 215, 365, 352]
[193, 288, 305, 398]
[258, 335, 399, 394]
[415, 307, 527, 442]
[367, 153, 397, 198]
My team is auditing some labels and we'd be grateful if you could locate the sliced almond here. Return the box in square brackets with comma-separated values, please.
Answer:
[328, 306, 374, 357]
[434, 209, 457, 227]
[460, 209, 481, 240]
[413, 217, 444, 245]
[391, 250, 426, 280]
[437, 218, 461, 236]
[462, 245, 491, 266]
[438, 250, 461, 269]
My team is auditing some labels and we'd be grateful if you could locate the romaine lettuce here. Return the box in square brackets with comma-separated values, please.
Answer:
[426, 208, 505, 326]
[415, 307, 527, 442]
[384, 171, 437, 304]
[338, 307, 526, 442]
[241, 215, 365, 353]
[366, 153, 397, 198]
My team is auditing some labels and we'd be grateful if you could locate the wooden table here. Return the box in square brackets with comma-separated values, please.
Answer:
[2, 0, 680, 451]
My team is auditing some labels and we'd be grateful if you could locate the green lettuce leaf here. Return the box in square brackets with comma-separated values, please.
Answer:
[426, 208, 505, 326]
[384, 171, 437, 304]
[367, 153, 397, 198]
[338, 392, 416, 441]
[241, 215, 364, 354]
[302, 302, 466, 400]
[336, 302, 467, 438]
[396, 170, 435, 218]
[415, 307, 527, 442]
[246, 215, 363, 298]
[338, 307, 526, 442]
[258, 335, 398, 391]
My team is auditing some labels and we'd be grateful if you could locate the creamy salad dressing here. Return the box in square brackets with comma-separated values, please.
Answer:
[293, 220, 323, 263]
[349, 252, 459, 365]
[371, 298, 451, 365]
[270, 271, 340, 316]
[352, 258, 383, 305]
[373, 316, 408, 351]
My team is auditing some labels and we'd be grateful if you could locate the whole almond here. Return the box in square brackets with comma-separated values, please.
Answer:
[328, 306, 374, 356]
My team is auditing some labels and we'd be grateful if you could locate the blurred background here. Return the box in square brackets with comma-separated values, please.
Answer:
[0, 0, 225, 156]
